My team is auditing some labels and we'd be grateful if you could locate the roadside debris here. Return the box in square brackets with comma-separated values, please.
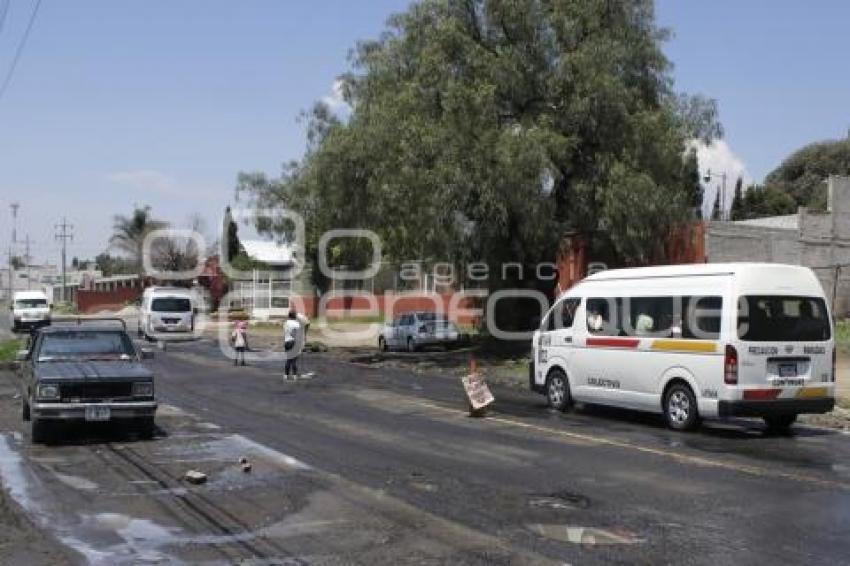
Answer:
[461, 358, 494, 417]
[183, 470, 207, 485]
[242, 462, 253, 473]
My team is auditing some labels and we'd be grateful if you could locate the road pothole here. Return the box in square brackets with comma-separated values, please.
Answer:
[528, 490, 590, 511]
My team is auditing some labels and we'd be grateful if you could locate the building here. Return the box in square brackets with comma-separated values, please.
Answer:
[0, 263, 102, 304]
[707, 175, 850, 314]
[229, 239, 314, 320]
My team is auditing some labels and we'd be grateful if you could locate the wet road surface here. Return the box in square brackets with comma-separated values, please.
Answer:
[1, 336, 849, 564]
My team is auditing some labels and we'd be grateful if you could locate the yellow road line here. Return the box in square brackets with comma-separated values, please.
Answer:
[650, 339, 717, 353]
[415, 401, 850, 491]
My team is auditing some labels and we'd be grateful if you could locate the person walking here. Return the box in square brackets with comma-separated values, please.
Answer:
[283, 310, 301, 380]
[231, 321, 248, 366]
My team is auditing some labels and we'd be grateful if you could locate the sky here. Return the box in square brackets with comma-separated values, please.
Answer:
[0, 0, 848, 265]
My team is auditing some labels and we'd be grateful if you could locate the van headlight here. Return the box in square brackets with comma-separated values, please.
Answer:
[37, 384, 60, 400]
[132, 382, 154, 398]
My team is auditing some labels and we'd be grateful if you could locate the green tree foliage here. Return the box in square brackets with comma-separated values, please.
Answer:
[737, 185, 797, 219]
[763, 137, 850, 210]
[10, 255, 24, 270]
[238, 0, 721, 284]
[94, 253, 136, 277]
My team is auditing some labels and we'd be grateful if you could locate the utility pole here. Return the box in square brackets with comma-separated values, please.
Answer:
[7, 203, 19, 303]
[22, 234, 32, 290]
[54, 217, 73, 303]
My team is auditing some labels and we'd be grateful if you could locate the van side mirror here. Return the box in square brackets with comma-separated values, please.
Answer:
[140, 348, 155, 360]
[15, 350, 29, 361]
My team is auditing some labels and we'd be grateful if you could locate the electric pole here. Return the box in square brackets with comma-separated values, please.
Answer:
[7, 203, 19, 303]
[22, 234, 32, 290]
[55, 217, 73, 303]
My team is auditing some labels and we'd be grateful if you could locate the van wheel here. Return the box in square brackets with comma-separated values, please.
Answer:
[22, 398, 30, 422]
[664, 383, 700, 431]
[764, 414, 797, 432]
[546, 369, 571, 412]
[407, 338, 417, 353]
[378, 337, 388, 352]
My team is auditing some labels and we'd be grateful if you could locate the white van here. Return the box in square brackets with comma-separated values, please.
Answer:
[138, 287, 196, 340]
[9, 290, 51, 332]
[531, 263, 835, 431]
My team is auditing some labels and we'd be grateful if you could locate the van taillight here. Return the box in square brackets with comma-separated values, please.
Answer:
[724, 345, 738, 385]
[832, 348, 837, 383]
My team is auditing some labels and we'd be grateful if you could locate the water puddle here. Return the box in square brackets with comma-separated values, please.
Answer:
[528, 524, 646, 545]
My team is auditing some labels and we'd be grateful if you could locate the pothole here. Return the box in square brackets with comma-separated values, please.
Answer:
[528, 490, 590, 511]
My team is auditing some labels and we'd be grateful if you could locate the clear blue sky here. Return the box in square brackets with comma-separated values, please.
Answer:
[0, 0, 848, 263]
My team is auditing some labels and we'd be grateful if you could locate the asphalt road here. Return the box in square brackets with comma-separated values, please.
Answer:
[1, 335, 850, 564]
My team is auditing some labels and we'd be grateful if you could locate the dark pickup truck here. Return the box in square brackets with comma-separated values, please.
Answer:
[16, 319, 158, 443]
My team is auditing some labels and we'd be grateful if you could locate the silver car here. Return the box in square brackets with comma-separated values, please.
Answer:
[378, 312, 465, 352]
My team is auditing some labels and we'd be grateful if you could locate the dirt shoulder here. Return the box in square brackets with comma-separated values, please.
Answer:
[0, 371, 79, 565]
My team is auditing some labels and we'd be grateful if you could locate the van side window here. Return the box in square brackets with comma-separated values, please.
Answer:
[684, 296, 722, 340]
[547, 298, 581, 331]
[586, 298, 619, 335]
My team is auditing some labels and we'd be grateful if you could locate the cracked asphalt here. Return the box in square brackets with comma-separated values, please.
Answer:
[0, 331, 849, 564]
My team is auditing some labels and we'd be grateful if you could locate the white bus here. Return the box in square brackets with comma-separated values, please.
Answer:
[530, 263, 835, 431]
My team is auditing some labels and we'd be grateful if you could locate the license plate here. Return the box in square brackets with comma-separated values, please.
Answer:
[778, 363, 797, 377]
[85, 406, 111, 421]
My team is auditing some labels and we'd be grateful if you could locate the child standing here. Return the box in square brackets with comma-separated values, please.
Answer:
[231, 321, 248, 366]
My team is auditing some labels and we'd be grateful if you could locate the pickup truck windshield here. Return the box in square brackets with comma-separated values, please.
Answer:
[15, 299, 47, 308]
[38, 331, 136, 361]
[151, 297, 191, 313]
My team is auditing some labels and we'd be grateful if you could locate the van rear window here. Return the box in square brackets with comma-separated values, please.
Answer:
[151, 298, 191, 313]
[738, 296, 831, 342]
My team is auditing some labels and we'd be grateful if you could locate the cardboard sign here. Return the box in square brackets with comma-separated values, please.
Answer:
[461, 374, 494, 410]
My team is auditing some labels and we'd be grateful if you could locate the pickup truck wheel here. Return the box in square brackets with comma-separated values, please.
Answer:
[135, 417, 155, 440]
[31, 419, 52, 444]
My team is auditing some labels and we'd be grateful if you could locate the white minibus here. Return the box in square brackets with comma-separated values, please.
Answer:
[530, 263, 835, 431]
[9, 290, 51, 332]
[138, 287, 196, 341]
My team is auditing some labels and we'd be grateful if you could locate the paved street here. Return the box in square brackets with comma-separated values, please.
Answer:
[1, 335, 849, 564]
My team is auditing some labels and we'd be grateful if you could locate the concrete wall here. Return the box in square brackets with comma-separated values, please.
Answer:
[707, 176, 850, 315]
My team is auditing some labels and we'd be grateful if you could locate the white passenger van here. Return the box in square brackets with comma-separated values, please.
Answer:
[9, 290, 51, 332]
[531, 263, 835, 431]
[138, 287, 196, 341]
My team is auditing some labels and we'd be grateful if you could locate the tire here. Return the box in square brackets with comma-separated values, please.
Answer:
[135, 417, 156, 440]
[764, 414, 797, 432]
[664, 382, 700, 431]
[407, 337, 417, 353]
[378, 337, 388, 352]
[546, 369, 571, 412]
[22, 398, 30, 422]
[31, 419, 52, 444]
[137, 325, 143, 338]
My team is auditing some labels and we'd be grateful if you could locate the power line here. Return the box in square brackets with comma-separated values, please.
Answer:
[0, 0, 42, 103]
[0, 0, 11, 36]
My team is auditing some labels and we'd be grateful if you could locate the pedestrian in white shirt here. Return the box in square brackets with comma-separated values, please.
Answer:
[283, 310, 301, 379]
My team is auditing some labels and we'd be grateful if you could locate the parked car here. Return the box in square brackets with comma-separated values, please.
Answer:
[9, 290, 51, 332]
[17, 318, 158, 443]
[379, 312, 467, 352]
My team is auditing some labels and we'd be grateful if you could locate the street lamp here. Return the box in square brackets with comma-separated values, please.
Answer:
[703, 169, 728, 221]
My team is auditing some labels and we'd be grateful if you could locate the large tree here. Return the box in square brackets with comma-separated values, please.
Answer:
[763, 136, 850, 210]
[238, 0, 720, 289]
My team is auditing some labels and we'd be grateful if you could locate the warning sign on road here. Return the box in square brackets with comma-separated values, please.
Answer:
[461, 373, 494, 412]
